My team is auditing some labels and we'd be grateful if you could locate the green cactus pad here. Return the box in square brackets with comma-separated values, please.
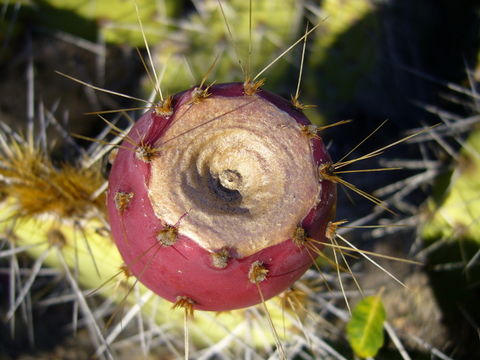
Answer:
[423, 128, 480, 244]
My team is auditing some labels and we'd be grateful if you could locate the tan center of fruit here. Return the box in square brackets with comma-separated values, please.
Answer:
[148, 95, 320, 257]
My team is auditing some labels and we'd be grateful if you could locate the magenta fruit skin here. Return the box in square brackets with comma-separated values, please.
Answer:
[107, 83, 336, 311]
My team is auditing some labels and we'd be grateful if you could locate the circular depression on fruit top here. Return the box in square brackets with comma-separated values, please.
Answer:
[107, 83, 336, 311]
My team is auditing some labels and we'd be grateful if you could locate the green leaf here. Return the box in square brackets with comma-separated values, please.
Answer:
[346, 294, 386, 358]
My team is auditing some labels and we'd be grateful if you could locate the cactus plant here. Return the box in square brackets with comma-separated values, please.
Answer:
[3, 0, 480, 359]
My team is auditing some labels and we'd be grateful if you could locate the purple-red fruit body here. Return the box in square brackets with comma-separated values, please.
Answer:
[107, 83, 336, 311]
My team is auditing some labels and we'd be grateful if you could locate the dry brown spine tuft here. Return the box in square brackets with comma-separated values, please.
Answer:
[154, 95, 174, 117]
[300, 124, 321, 140]
[173, 296, 195, 318]
[0, 141, 105, 219]
[248, 261, 269, 283]
[135, 143, 159, 163]
[318, 162, 338, 182]
[188, 84, 213, 104]
[325, 220, 348, 241]
[114, 191, 134, 212]
[211, 248, 230, 269]
[292, 226, 307, 247]
[156, 225, 179, 247]
[243, 78, 265, 96]
[291, 95, 316, 111]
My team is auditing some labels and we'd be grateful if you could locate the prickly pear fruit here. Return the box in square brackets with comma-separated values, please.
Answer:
[107, 82, 336, 311]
